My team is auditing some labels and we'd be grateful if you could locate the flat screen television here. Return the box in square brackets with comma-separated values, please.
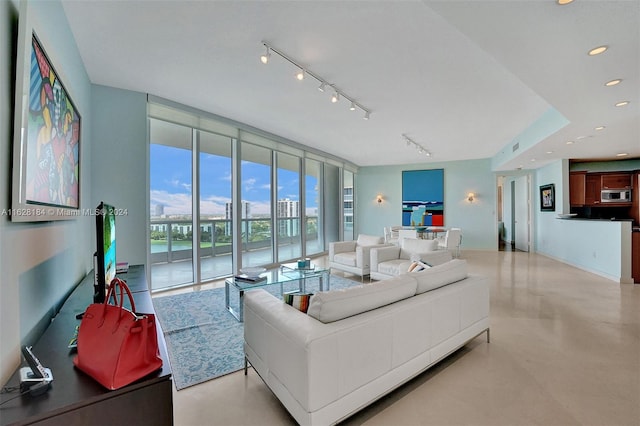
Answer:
[95, 202, 116, 303]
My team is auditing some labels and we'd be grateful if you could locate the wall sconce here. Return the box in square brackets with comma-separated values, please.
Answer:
[467, 192, 475, 203]
[376, 195, 384, 205]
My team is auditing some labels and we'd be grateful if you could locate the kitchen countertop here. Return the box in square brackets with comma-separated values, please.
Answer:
[556, 216, 634, 222]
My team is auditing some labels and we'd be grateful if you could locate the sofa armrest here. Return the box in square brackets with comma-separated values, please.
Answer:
[329, 240, 357, 260]
[244, 290, 337, 412]
[370, 246, 401, 272]
[356, 243, 390, 268]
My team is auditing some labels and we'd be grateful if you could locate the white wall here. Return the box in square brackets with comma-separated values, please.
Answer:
[356, 158, 497, 250]
[1, 0, 93, 384]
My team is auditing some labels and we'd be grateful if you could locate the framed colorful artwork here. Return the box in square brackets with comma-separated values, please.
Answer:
[540, 184, 555, 212]
[11, 8, 81, 222]
[401, 169, 444, 227]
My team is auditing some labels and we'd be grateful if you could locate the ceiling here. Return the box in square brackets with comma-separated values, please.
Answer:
[61, 0, 639, 170]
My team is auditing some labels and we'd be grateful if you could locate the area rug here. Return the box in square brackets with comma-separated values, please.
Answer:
[152, 275, 360, 390]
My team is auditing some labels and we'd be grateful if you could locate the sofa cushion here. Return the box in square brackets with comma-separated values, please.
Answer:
[377, 259, 413, 277]
[411, 259, 468, 294]
[307, 277, 417, 323]
[399, 238, 438, 259]
[283, 293, 313, 313]
[356, 234, 384, 246]
[333, 252, 357, 267]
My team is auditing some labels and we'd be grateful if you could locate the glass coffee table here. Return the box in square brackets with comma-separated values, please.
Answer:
[225, 262, 330, 322]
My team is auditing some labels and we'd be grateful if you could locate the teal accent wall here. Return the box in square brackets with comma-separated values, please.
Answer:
[91, 85, 148, 265]
[356, 158, 497, 250]
[534, 160, 631, 282]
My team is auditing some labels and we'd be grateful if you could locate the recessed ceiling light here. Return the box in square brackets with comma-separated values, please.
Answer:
[546, 151, 553, 154]
[576, 135, 587, 140]
[530, 158, 536, 162]
[566, 141, 575, 145]
[595, 126, 606, 131]
[557, 0, 574, 4]
[615, 101, 630, 107]
[616, 153, 628, 157]
[588, 46, 608, 56]
[605, 79, 622, 87]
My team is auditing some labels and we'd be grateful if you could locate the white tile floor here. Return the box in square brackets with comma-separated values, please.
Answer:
[164, 250, 640, 425]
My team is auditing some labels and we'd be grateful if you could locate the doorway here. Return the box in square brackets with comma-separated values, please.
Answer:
[497, 175, 531, 252]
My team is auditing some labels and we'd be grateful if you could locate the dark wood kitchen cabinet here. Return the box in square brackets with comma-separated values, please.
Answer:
[585, 174, 602, 205]
[569, 172, 586, 206]
[601, 173, 632, 189]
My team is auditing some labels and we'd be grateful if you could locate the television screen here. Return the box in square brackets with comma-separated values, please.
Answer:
[95, 202, 116, 303]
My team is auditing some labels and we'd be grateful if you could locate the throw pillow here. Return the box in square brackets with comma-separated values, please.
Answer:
[283, 293, 313, 313]
[412, 259, 468, 294]
[407, 260, 431, 272]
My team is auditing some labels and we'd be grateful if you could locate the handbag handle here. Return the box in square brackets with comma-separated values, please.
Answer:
[102, 277, 136, 321]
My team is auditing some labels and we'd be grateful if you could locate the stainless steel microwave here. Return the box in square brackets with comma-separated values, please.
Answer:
[601, 189, 631, 203]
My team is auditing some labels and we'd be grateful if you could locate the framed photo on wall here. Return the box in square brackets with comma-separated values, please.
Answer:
[539, 184, 555, 212]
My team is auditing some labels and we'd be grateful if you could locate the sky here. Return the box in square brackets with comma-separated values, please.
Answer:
[150, 145, 318, 217]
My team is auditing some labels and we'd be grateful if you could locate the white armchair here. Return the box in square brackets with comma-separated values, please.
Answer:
[329, 234, 388, 281]
[370, 237, 453, 280]
[437, 228, 462, 257]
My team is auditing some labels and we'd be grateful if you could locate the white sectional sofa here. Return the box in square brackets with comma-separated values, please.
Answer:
[370, 237, 452, 280]
[243, 259, 490, 425]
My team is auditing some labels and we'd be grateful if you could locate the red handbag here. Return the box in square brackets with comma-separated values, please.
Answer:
[73, 278, 162, 390]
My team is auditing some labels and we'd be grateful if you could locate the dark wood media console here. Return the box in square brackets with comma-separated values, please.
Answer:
[0, 265, 173, 425]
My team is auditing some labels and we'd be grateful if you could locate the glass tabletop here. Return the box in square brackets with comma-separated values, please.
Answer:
[227, 263, 328, 291]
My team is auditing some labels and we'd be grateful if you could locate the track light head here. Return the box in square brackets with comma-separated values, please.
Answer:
[331, 92, 340, 103]
[364, 111, 370, 120]
[318, 82, 326, 92]
[296, 68, 305, 81]
[260, 46, 270, 64]
[349, 102, 356, 111]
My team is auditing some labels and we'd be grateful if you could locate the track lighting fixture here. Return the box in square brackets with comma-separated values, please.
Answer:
[402, 134, 431, 157]
[260, 41, 371, 120]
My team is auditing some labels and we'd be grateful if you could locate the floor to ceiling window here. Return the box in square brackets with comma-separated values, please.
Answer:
[343, 170, 354, 241]
[240, 142, 273, 267]
[148, 97, 358, 290]
[199, 131, 233, 280]
[305, 159, 323, 256]
[149, 118, 194, 290]
[276, 152, 301, 262]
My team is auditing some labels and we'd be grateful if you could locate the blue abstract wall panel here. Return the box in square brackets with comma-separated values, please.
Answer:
[402, 169, 444, 226]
